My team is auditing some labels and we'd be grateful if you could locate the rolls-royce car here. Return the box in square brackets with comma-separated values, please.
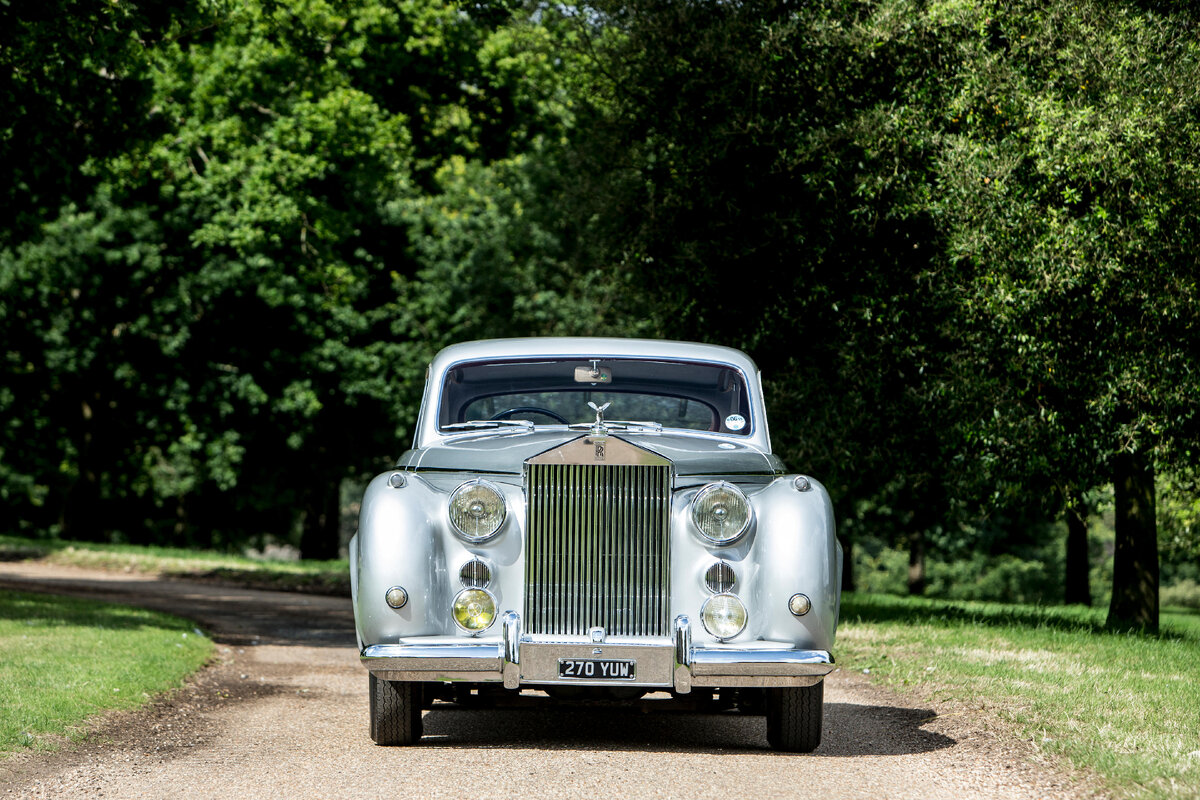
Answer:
[350, 338, 841, 752]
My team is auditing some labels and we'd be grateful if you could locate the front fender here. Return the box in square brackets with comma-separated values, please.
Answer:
[352, 471, 525, 649]
[353, 472, 446, 644]
[667, 475, 840, 652]
[754, 475, 841, 650]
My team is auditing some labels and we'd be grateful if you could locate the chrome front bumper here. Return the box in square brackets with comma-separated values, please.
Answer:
[360, 612, 834, 691]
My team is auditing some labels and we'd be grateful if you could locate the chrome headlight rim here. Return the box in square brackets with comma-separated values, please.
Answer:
[448, 479, 507, 542]
[690, 481, 752, 545]
[451, 587, 498, 635]
[700, 592, 748, 641]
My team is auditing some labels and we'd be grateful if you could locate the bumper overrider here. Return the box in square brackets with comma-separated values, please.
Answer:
[360, 612, 834, 691]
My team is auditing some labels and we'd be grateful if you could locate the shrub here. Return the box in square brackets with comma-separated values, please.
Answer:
[851, 541, 909, 595]
[1161, 579, 1200, 610]
[926, 553, 1062, 605]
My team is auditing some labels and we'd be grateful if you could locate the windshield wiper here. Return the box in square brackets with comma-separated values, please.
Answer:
[442, 419, 535, 431]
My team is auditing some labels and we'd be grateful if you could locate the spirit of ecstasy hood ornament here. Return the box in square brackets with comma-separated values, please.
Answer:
[587, 401, 611, 434]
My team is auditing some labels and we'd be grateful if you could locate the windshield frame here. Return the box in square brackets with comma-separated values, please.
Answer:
[412, 339, 774, 454]
[433, 356, 757, 440]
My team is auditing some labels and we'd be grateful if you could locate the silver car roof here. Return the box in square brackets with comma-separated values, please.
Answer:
[415, 337, 772, 452]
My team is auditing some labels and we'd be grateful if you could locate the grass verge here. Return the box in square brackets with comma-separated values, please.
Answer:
[838, 592, 1200, 800]
[0, 589, 213, 757]
[0, 534, 349, 595]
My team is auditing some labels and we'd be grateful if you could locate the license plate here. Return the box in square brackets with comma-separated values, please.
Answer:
[557, 658, 636, 680]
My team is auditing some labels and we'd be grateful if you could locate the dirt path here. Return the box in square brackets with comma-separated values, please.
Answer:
[0, 562, 1103, 800]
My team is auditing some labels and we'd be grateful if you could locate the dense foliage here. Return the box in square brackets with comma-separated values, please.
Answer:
[2, 0, 1196, 627]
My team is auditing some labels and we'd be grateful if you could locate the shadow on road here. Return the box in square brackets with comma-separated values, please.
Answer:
[0, 569, 356, 648]
[417, 701, 955, 756]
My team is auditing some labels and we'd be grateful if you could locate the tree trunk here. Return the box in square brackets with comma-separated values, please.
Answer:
[841, 537, 856, 593]
[1064, 493, 1091, 606]
[299, 479, 341, 560]
[174, 496, 188, 539]
[1107, 453, 1159, 632]
[60, 470, 101, 541]
[907, 529, 926, 595]
[61, 397, 102, 541]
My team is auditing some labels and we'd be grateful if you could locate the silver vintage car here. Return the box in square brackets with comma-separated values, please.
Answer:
[349, 337, 841, 752]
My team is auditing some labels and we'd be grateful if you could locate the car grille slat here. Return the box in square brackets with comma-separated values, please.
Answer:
[525, 460, 671, 637]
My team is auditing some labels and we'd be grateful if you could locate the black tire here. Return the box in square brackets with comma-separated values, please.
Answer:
[765, 681, 824, 753]
[369, 674, 423, 745]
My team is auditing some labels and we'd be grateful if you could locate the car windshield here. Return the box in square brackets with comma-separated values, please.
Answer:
[437, 357, 753, 435]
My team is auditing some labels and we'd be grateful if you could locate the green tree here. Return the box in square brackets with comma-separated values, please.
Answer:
[0, 0, 219, 245]
[543, 0, 1200, 623]
[928, 1, 1200, 631]
[1, 0, 595, 555]
[540, 0, 967, 590]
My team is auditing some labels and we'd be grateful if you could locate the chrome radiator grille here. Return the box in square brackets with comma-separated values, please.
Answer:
[524, 462, 672, 637]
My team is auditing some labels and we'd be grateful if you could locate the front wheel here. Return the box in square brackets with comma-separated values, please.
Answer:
[369, 674, 423, 745]
[765, 681, 823, 753]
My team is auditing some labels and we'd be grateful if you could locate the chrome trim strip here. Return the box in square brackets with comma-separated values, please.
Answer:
[688, 647, 834, 688]
[691, 648, 834, 671]
[361, 643, 503, 683]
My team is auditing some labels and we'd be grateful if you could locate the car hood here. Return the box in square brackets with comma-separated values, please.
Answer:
[397, 430, 783, 478]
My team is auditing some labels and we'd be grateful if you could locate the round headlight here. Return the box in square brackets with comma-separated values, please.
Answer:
[701, 593, 747, 640]
[448, 480, 506, 542]
[691, 482, 751, 544]
[452, 588, 497, 634]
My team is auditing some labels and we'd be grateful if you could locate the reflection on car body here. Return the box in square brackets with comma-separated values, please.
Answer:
[350, 338, 842, 752]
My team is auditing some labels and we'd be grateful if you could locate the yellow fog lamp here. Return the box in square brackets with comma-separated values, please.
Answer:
[452, 588, 497, 635]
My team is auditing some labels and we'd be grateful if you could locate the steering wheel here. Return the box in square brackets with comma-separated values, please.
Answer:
[490, 406, 570, 424]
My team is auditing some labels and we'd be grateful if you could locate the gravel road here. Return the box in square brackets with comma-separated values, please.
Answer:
[0, 563, 1103, 800]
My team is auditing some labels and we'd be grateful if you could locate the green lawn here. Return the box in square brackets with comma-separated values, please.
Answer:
[839, 593, 1200, 800]
[0, 589, 213, 756]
